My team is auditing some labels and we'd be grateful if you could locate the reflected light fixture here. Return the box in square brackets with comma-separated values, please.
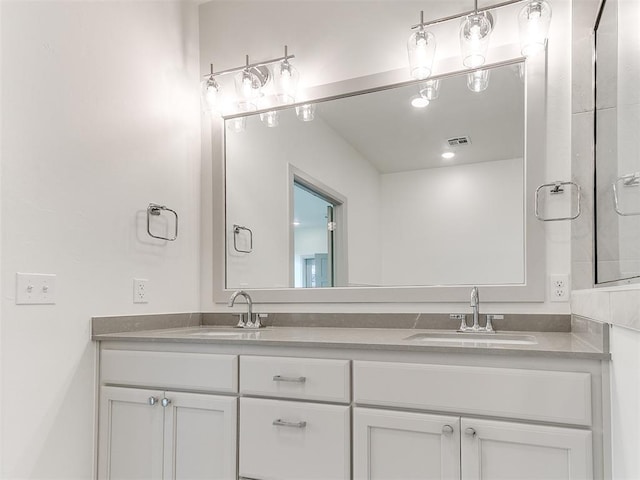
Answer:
[273, 46, 299, 104]
[420, 79, 441, 101]
[442, 152, 456, 160]
[227, 102, 256, 133]
[460, 0, 493, 68]
[295, 104, 316, 122]
[467, 69, 490, 92]
[518, 0, 552, 57]
[260, 110, 280, 128]
[407, 11, 437, 80]
[411, 95, 430, 108]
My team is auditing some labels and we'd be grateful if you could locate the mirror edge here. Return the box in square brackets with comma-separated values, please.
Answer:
[212, 50, 547, 304]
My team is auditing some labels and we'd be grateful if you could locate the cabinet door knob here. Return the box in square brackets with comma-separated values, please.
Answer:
[161, 398, 172, 408]
[148, 396, 158, 406]
[465, 427, 477, 437]
[442, 424, 454, 434]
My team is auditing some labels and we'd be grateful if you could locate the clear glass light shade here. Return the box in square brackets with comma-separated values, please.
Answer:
[260, 110, 280, 128]
[273, 60, 300, 104]
[227, 102, 256, 133]
[234, 69, 263, 106]
[460, 13, 492, 68]
[407, 28, 436, 80]
[295, 104, 316, 122]
[467, 69, 490, 92]
[419, 79, 441, 101]
[200, 76, 220, 113]
[519, 0, 552, 57]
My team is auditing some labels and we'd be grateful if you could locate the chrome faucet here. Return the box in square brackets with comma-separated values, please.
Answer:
[470, 286, 480, 331]
[228, 290, 259, 328]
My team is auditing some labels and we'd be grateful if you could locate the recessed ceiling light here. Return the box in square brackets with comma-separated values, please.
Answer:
[410, 95, 430, 108]
[441, 152, 455, 159]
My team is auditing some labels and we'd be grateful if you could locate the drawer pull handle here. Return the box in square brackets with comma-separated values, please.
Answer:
[161, 398, 172, 408]
[273, 375, 307, 383]
[272, 419, 307, 428]
[465, 427, 476, 437]
[442, 424, 454, 434]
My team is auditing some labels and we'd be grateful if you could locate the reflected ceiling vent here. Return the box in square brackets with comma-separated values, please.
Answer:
[447, 136, 471, 146]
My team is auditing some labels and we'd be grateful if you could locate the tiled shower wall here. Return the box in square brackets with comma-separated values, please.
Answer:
[571, 0, 600, 290]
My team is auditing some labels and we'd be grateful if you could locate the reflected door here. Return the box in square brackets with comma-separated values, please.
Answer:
[293, 182, 336, 288]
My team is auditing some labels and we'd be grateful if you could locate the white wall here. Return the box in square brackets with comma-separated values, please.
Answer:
[380, 158, 524, 286]
[200, 0, 573, 313]
[0, 2, 201, 478]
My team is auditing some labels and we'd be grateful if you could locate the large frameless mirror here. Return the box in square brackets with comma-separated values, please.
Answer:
[595, 0, 640, 285]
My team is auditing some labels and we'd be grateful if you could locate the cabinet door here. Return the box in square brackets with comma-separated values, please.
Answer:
[163, 391, 237, 480]
[353, 407, 460, 480]
[98, 386, 165, 480]
[461, 418, 593, 480]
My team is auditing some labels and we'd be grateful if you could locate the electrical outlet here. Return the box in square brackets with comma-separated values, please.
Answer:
[133, 278, 148, 304]
[549, 274, 570, 302]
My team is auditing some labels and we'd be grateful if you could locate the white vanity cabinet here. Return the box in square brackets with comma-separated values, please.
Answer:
[97, 349, 239, 480]
[353, 360, 595, 480]
[238, 355, 351, 480]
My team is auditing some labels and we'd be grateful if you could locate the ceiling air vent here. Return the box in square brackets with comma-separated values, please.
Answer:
[447, 136, 471, 147]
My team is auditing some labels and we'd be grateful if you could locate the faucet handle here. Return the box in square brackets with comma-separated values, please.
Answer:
[233, 313, 245, 328]
[451, 314, 468, 332]
[484, 314, 503, 333]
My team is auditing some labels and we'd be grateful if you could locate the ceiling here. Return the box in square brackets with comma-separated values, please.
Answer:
[315, 62, 525, 174]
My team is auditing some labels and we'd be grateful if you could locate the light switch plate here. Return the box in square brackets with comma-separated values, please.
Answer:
[16, 273, 57, 305]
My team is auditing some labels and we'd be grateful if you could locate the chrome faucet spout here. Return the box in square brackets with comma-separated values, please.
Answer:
[228, 290, 253, 328]
[470, 286, 480, 330]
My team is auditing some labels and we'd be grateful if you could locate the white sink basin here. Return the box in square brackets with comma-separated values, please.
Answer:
[404, 332, 538, 345]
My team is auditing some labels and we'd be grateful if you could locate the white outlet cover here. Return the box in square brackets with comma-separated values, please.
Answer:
[16, 273, 57, 305]
[133, 278, 148, 304]
[549, 274, 570, 302]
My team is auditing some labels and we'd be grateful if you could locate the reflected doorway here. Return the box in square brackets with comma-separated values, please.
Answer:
[290, 169, 346, 288]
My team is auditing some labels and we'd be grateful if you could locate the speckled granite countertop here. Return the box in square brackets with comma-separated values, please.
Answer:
[93, 325, 609, 360]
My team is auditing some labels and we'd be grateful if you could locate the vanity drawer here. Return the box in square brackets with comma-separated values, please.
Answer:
[354, 361, 592, 426]
[239, 397, 350, 480]
[100, 349, 238, 393]
[240, 355, 350, 403]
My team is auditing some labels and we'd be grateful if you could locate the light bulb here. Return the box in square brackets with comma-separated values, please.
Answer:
[234, 69, 262, 107]
[200, 76, 220, 113]
[519, 0, 552, 57]
[274, 60, 299, 104]
[407, 27, 436, 80]
[460, 12, 492, 68]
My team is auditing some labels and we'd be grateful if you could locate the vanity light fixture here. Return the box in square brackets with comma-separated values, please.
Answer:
[518, 0, 552, 57]
[460, 0, 493, 68]
[202, 47, 298, 116]
[273, 46, 300, 104]
[467, 69, 490, 92]
[407, 11, 437, 80]
[295, 103, 316, 122]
